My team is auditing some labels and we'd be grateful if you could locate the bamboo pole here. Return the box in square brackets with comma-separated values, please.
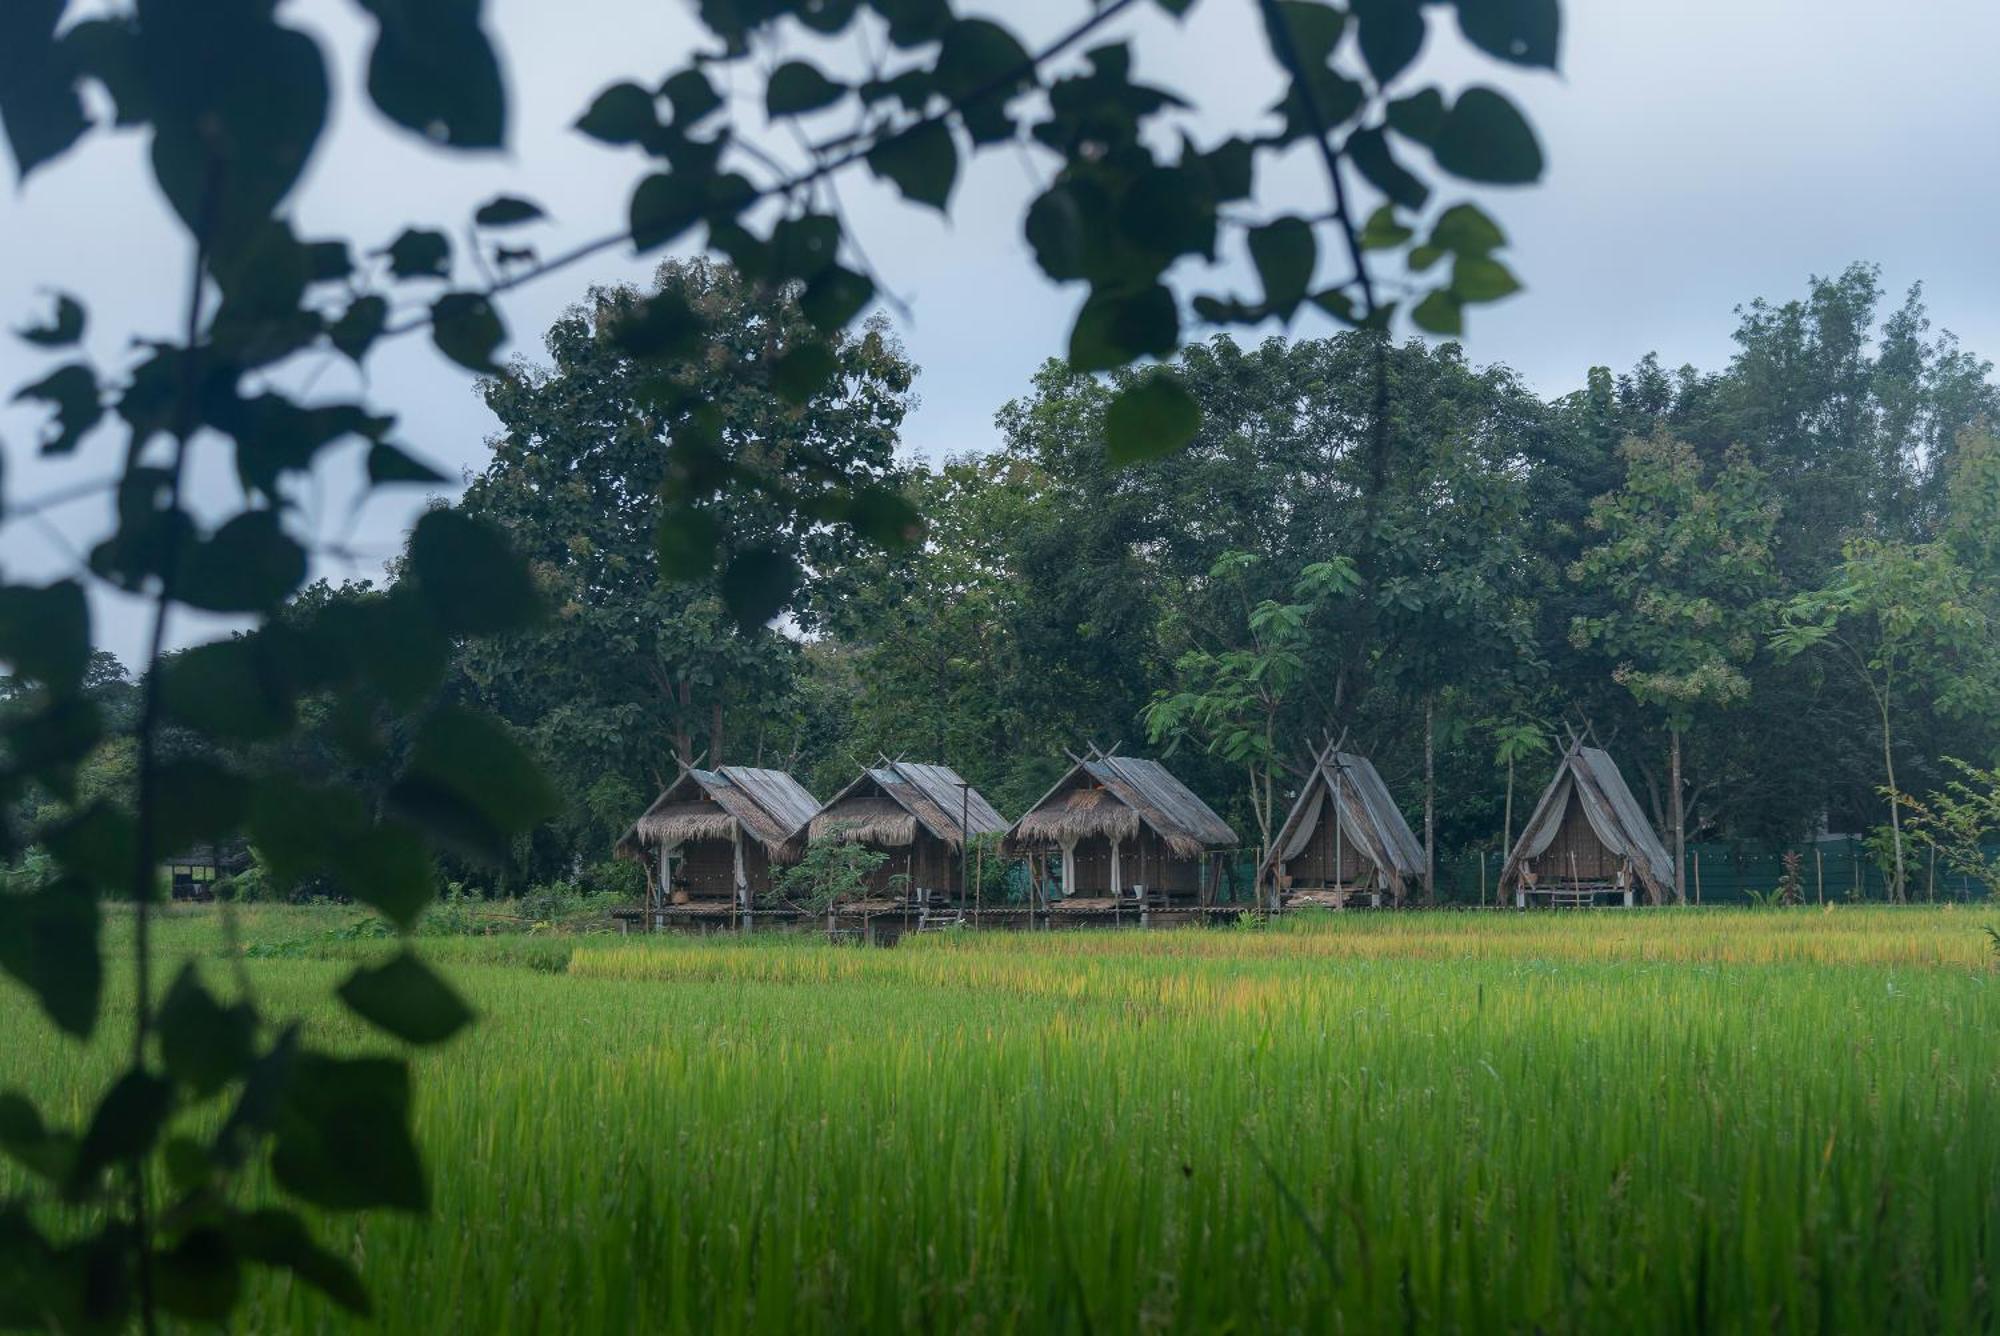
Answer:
[1815, 847, 1824, 905]
[1693, 851, 1701, 905]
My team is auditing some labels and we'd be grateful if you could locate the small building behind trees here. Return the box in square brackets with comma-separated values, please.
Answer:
[615, 766, 821, 921]
[806, 760, 1008, 904]
[1500, 742, 1675, 906]
[1009, 750, 1239, 909]
[1260, 744, 1425, 908]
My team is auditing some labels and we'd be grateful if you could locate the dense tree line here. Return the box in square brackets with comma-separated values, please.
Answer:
[30, 260, 1991, 900]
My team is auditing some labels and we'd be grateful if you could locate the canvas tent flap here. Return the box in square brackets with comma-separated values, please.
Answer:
[1278, 786, 1324, 861]
[1503, 746, 1674, 893]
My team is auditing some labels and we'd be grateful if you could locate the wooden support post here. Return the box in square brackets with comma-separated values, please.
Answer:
[1694, 852, 1702, 906]
[1816, 847, 1824, 905]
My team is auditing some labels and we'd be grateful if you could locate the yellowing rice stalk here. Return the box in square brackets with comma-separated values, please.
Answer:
[6, 905, 2000, 1332]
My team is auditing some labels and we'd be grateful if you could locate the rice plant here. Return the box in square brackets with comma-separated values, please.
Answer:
[6, 906, 1999, 1332]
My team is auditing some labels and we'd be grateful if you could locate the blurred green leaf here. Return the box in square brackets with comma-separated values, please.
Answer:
[231, 1210, 370, 1315]
[13, 363, 100, 455]
[385, 229, 451, 279]
[1248, 216, 1316, 312]
[1433, 86, 1543, 184]
[867, 121, 958, 210]
[661, 68, 722, 124]
[407, 509, 540, 636]
[387, 706, 556, 862]
[354, 0, 505, 149]
[179, 511, 307, 614]
[0, 580, 89, 688]
[1353, 0, 1425, 85]
[157, 1227, 240, 1323]
[0, 0, 89, 180]
[629, 172, 699, 252]
[1412, 288, 1463, 334]
[368, 442, 449, 486]
[69, 1070, 172, 1199]
[0, 882, 99, 1038]
[154, 757, 252, 856]
[1451, 253, 1521, 301]
[766, 61, 846, 117]
[577, 82, 658, 145]
[157, 965, 256, 1099]
[162, 637, 296, 743]
[1356, 204, 1413, 250]
[800, 266, 873, 332]
[473, 195, 545, 227]
[1103, 372, 1202, 467]
[1386, 87, 1445, 145]
[329, 294, 388, 363]
[16, 292, 85, 347]
[272, 1055, 426, 1212]
[772, 341, 839, 403]
[143, 11, 328, 249]
[1069, 283, 1178, 372]
[841, 487, 923, 548]
[431, 293, 505, 374]
[0, 1090, 74, 1184]
[1348, 126, 1430, 210]
[42, 803, 137, 898]
[338, 953, 474, 1045]
[1454, 0, 1560, 69]
[1431, 201, 1507, 254]
[656, 508, 720, 581]
[719, 547, 801, 630]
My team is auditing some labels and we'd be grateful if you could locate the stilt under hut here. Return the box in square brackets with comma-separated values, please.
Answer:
[1008, 747, 1239, 916]
[614, 765, 821, 928]
[1260, 740, 1425, 909]
[806, 760, 1009, 909]
[1499, 737, 1674, 907]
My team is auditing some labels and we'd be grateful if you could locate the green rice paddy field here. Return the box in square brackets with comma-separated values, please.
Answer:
[9, 905, 2000, 1333]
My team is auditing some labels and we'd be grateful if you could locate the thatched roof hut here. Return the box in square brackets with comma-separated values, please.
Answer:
[1260, 743, 1424, 905]
[807, 761, 1008, 901]
[1009, 751, 1237, 905]
[615, 765, 821, 908]
[1500, 741, 1674, 905]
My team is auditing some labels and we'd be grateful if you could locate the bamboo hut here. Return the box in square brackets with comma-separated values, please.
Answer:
[1008, 750, 1239, 909]
[806, 760, 1008, 905]
[1499, 741, 1674, 906]
[1259, 743, 1424, 908]
[615, 766, 821, 920]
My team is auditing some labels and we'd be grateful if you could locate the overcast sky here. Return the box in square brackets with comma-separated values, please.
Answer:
[3, 0, 1997, 665]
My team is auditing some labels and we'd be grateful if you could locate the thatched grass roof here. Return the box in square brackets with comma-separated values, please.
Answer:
[806, 761, 1007, 850]
[1008, 751, 1237, 859]
[615, 765, 821, 861]
[1011, 786, 1141, 847]
[809, 798, 918, 847]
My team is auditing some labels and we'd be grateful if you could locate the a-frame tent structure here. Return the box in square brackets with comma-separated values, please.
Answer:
[615, 764, 822, 922]
[1259, 740, 1425, 908]
[1499, 738, 1674, 906]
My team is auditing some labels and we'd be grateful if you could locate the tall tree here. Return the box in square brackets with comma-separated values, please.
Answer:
[458, 260, 916, 865]
[1570, 434, 1780, 901]
[1773, 537, 1998, 901]
[1144, 552, 1359, 886]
